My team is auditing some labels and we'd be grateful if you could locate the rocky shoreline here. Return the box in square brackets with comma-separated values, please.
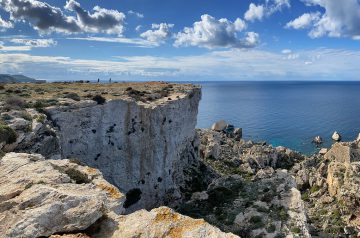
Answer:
[1, 82, 360, 237]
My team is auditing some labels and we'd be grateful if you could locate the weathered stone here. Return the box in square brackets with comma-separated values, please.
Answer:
[211, 120, 227, 131]
[109, 207, 238, 238]
[46, 87, 201, 212]
[313, 136, 323, 144]
[0, 152, 124, 238]
[332, 131, 341, 141]
[324, 142, 360, 163]
[319, 148, 328, 155]
[357, 133, 360, 142]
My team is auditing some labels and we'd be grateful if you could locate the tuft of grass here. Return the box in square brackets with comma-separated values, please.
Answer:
[4, 96, 27, 110]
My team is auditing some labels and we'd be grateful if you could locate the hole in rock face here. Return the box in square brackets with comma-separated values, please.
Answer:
[124, 188, 142, 208]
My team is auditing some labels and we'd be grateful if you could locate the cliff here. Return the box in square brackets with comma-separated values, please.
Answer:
[1, 82, 201, 212]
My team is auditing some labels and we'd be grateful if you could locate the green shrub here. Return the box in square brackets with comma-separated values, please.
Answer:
[65, 168, 90, 184]
[34, 114, 46, 123]
[64, 92, 81, 101]
[19, 111, 33, 121]
[0, 124, 17, 144]
[92, 95, 106, 104]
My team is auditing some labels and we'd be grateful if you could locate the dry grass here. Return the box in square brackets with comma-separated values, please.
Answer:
[0, 82, 197, 106]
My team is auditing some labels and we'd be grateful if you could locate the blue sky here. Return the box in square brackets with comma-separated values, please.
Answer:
[0, 0, 360, 81]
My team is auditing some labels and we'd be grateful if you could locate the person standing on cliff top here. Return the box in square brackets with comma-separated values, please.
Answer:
[109, 78, 112, 83]
[97, 78, 100, 83]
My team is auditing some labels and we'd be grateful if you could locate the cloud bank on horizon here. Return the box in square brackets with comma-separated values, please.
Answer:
[0, 0, 359, 81]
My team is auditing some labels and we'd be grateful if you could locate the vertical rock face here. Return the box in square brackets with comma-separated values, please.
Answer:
[47, 87, 201, 211]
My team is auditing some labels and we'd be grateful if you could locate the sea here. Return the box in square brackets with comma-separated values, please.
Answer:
[195, 81, 360, 155]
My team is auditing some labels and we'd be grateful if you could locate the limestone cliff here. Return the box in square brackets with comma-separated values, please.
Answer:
[45, 86, 201, 211]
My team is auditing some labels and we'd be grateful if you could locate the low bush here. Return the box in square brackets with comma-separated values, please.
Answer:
[92, 95, 106, 104]
[0, 123, 17, 144]
[63, 92, 81, 101]
[4, 96, 27, 110]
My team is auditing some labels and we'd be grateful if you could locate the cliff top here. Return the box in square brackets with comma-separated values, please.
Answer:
[0, 81, 200, 107]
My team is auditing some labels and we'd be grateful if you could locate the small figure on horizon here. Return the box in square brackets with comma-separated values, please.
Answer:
[109, 78, 112, 83]
[97, 78, 100, 83]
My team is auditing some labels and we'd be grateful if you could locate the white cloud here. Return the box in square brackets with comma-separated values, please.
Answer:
[128, 10, 144, 18]
[135, 25, 142, 32]
[287, 0, 360, 39]
[174, 14, 254, 49]
[2, 48, 358, 81]
[10, 38, 57, 47]
[244, 0, 290, 22]
[244, 3, 265, 21]
[68, 36, 159, 48]
[140, 23, 174, 45]
[285, 12, 321, 29]
[64, 0, 126, 35]
[0, 0, 126, 35]
[0, 16, 13, 30]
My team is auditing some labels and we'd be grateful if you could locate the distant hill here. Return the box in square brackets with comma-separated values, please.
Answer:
[0, 74, 46, 83]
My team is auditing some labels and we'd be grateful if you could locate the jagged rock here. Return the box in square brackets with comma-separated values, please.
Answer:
[324, 142, 360, 163]
[313, 136, 323, 144]
[357, 133, 360, 142]
[0, 152, 124, 238]
[50, 234, 90, 238]
[94, 207, 238, 238]
[319, 148, 328, 155]
[211, 120, 227, 131]
[233, 128, 242, 140]
[332, 131, 341, 141]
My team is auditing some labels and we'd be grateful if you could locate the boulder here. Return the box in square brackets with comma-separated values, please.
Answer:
[109, 207, 238, 238]
[313, 136, 323, 144]
[319, 148, 328, 155]
[0, 152, 124, 238]
[357, 133, 360, 142]
[332, 131, 341, 141]
[211, 120, 227, 131]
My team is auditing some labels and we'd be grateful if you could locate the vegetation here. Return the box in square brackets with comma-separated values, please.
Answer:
[0, 123, 17, 144]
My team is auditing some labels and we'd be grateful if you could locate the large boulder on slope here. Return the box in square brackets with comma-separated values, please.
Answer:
[211, 120, 227, 131]
[0, 152, 124, 238]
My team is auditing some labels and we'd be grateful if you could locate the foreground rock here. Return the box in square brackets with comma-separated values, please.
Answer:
[98, 207, 238, 238]
[0, 152, 124, 238]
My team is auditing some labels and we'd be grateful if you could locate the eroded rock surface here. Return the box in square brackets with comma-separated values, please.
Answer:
[0, 152, 124, 238]
[46, 86, 201, 212]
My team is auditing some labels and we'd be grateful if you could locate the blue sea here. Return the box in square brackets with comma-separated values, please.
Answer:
[196, 81, 360, 155]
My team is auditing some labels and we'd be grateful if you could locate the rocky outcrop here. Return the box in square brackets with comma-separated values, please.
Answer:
[0, 152, 124, 238]
[46, 87, 201, 212]
[96, 207, 238, 238]
[1, 109, 61, 159]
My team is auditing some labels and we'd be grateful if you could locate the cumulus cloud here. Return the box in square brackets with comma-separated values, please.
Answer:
[244, 3, 265, 21]
[64, 0, 126, 35]
[140, 23, 174, 45]
[285, 12, 321, 29]
[0, 0, 126, 35]
[128, 10, 144, 18]
[244, 0, 290, 22]
[0, 0, 81, 33]
[287, 0, 360, 39]
[173, 14, 255, 49]
[0, 16, 13, 30]
[10, 38, 57, 47]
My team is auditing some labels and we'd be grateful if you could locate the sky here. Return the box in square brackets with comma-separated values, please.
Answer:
[0, 0, 360, 81]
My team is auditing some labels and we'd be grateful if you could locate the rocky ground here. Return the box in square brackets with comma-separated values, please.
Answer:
[1, 82, 360, 237]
